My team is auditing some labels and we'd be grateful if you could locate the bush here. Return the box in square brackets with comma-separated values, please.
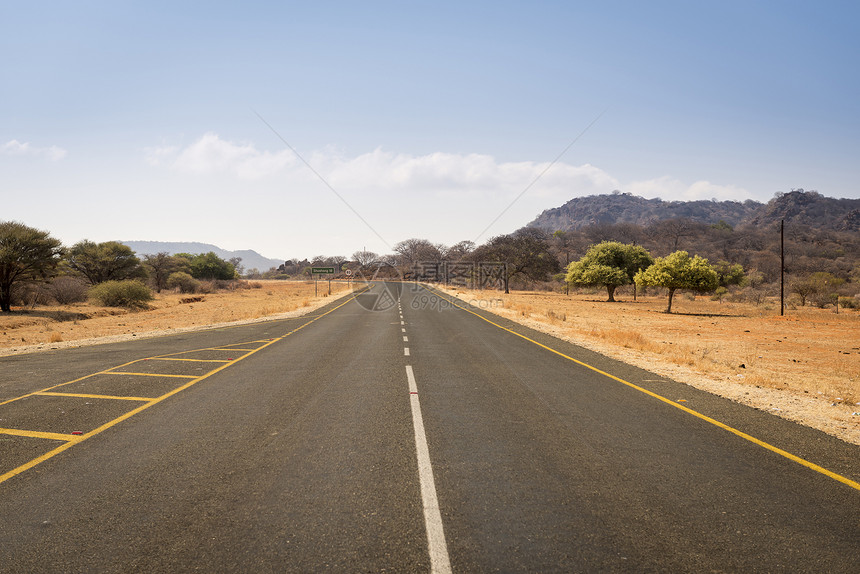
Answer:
[89, 280, 153, 308]
[197, 280, 217, 294]
[51, 276, 89, 304]
[167, 272, 200, 294]
[838, 296, 859, 309]
[11, 282, 52, 307]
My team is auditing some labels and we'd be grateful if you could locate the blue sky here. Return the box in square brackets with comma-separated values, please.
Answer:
[3, 1, 858, 262]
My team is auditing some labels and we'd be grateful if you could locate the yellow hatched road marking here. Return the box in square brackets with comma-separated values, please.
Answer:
[427, 286, 860, 493]
[208, 348, 259, 352]
[0, 428, 83, 442]
[0, 289, 365, 486]
[147, 357, 233, 363]
[102, 372, 198, 379]
[36, 391, 155, 402]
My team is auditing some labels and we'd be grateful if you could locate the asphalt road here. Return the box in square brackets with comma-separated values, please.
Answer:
[0, 282, 858, 572]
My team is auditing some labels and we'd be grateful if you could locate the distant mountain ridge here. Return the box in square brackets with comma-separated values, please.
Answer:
[528, 190, 860, 232]
[121, 241, 283, 272]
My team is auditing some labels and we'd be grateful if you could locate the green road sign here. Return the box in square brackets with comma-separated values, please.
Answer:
[311, 267, 335, 274]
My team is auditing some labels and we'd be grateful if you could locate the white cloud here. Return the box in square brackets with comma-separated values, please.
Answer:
[624, 176, 750, 201]
[2, 139, 67, 161]
[141, 133, 755, 248]
[146, 134, 621, 199]
[146, 132, 296, 179]
[315, 148, 620, 202]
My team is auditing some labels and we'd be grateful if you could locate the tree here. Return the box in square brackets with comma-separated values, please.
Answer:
[650, 218, 702, 251]
[0, 221, 64, 312]
[473, 229, 560, 292]
[445, 240, 475, 261]
[635, 250, 719, 313]
[393, 238, 443, 268]
[176, 252, 237, 280]
[352, 250, 379, 268]
[552, 230, 574, 268]
[142, 252, 188, 293]
[713, 260, 746, 288]
[565, 241, 653, 302]
[228, 257, 244, 277]
[790, 272, 845, 308]
[65, 240, 146, 284]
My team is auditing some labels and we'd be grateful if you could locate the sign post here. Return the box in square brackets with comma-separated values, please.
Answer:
[311, 267, 335, 296]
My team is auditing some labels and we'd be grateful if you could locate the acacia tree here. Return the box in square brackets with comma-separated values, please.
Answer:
[0, 221, 64, 312]
[65, 240, 146, 284]
[634, 250, 719, 313]
[142, 252, 188, 292]
[565, 241, 653, 302]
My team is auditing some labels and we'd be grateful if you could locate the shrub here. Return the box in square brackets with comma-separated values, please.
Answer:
[167, 272, 200, 294]
[839, 296, 859, 309]
[11, 282, 52, 307]
[197, 280, 217, 294]
[51, 276, 89, 304]
[89, 280, 153, 308]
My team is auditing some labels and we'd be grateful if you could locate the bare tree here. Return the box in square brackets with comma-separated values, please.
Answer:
[445, 240, 475, 261]
[352, 250, 380, 267]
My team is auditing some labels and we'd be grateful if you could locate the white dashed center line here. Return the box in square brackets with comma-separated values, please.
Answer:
[405, 365, 452, 574]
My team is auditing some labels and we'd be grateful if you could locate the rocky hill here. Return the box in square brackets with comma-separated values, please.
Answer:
[528, 190, 860, 232]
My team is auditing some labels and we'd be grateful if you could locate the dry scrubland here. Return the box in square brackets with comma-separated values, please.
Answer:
[0, 280, 857, 445]
[0, 280, 351, 353]
[440, 285, 860, 446]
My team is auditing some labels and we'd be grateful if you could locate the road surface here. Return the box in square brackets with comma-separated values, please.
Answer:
[1, 282, 858, 572]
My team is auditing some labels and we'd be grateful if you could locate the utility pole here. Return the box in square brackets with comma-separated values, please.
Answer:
[780, 220, 785, 316]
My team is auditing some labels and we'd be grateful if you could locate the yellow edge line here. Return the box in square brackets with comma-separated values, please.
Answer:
[36, 392, 155, 402]
[0, 428, 82, 442]
[0, 291, 364, 487]
[428, 286, 860, 493]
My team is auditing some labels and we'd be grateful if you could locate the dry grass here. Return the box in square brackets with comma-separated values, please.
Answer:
[0, 280, 350, 351]
[444, 286, 860, 445]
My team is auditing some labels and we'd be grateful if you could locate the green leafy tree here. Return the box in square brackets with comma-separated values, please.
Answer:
[713, 261, 746, 288]
[0, 221, 64, 312]
[65, 240, 146, 285]
[176, 252, 237, 280]
[565, 241, 653, 302]
[634, 250, 719, 313]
